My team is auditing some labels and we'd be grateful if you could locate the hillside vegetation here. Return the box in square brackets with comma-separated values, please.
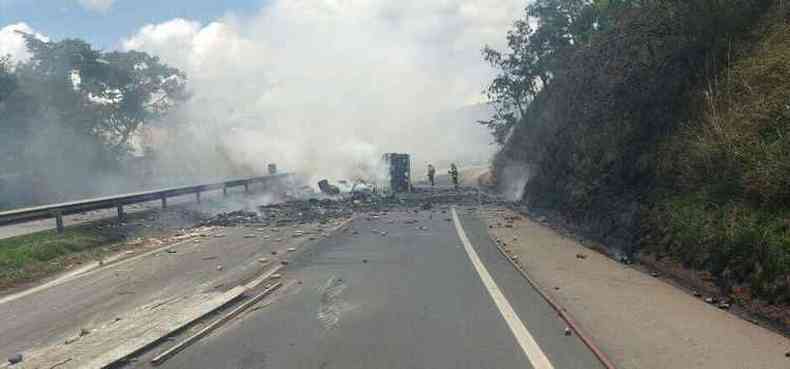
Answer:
[485, 0, 790, 304]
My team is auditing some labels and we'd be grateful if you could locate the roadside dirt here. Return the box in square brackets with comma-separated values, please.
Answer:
[480, 206, 790, 369]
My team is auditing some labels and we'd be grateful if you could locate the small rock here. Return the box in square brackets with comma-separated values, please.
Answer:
[651, 271, 660, 277]
[244, 234, 257, 238]
[576, 254, 587, 260]
[7, 353, 22, 364]
[258, 258, 269, 264]
[166, 249, 177, 254]
[214, 234, 225, 238]
[564, 327, 572, 336]
[693, 291, 702, 297]
[419, 226, 429, 231]
[362, 259, 368, 263]
[288, 248, 297, 252]
[271, 251, 278, 255]
[554, 286, 560, 290]
[785, 351, 790, 358]
[704, 297, 717, 304]
[380, 232, 388, 236]
[281, 260, 290, 265]
[216, 265, 223, 271]
[445, 218, 452, 222]
[79, 328, 90, 337]
[718, 303, 731, 310]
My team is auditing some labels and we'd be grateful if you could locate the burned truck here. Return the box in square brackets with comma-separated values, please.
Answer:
[382, 153, 411, 193]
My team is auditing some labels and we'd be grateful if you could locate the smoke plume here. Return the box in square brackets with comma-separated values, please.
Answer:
[121, 0, 522, 185]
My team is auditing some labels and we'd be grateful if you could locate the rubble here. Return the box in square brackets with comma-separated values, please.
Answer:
[318, 179, 341, 195]
[8, 353, 22, 364]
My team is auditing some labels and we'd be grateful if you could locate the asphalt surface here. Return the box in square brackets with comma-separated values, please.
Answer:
[0, 221, 325, 360]
[141, 207, 603, 369]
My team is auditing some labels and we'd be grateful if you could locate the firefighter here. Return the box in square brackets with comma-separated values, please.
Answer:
[427, 164, 436, 187]
[449, 163, 459, 190]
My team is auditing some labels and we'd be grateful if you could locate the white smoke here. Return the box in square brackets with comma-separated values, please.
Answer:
[0, 23, 49, 62]
[122, 0, 522, 184]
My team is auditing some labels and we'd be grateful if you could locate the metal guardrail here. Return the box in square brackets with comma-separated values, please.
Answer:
[0, 174, 290, 233]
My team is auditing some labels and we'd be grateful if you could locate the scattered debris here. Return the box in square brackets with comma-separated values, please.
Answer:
[576, 253, 587, 260]
[7, 353, 22, 365]
[564, 327, 572, 336]
[318, 179, 341, 195]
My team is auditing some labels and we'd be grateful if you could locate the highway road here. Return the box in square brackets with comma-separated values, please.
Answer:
[138, 206, 604, 369]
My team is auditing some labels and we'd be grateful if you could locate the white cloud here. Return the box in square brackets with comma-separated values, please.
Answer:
[78, 0, 114, 13]
[0, 22, 49, 62]
[122, 0, 522, 181]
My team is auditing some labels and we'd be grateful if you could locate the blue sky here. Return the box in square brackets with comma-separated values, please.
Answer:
[0, 0, 266, 49]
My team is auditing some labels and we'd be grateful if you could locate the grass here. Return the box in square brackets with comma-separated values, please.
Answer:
[645, 13, 790, 303]
[646, 194, 790, 303]
[0, 224, 124, 290]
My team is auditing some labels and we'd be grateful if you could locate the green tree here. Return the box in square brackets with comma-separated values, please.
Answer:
[0, 56, 16, 104]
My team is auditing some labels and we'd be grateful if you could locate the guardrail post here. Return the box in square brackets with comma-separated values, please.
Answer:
[223, 186, 228, 197]
[116, 202, 124, 222]
[161, 196, 168, 209]
[53, 210, 64, 234]
[196, 191, 202, 204]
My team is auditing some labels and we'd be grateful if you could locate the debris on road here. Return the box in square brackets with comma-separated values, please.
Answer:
[7, 353, 22, 365]
[216, 265, 223, 271]
[318, 179, 341, 195]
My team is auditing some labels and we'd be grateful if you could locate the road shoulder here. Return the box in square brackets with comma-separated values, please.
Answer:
[480, 207, 790, 369]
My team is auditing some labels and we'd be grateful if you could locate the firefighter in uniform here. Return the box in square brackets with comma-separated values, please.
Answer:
[449, 163, 459, 190]
[427, 164, 436, 187]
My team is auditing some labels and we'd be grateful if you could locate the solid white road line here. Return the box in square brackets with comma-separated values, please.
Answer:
[451, 207, 555, 369]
